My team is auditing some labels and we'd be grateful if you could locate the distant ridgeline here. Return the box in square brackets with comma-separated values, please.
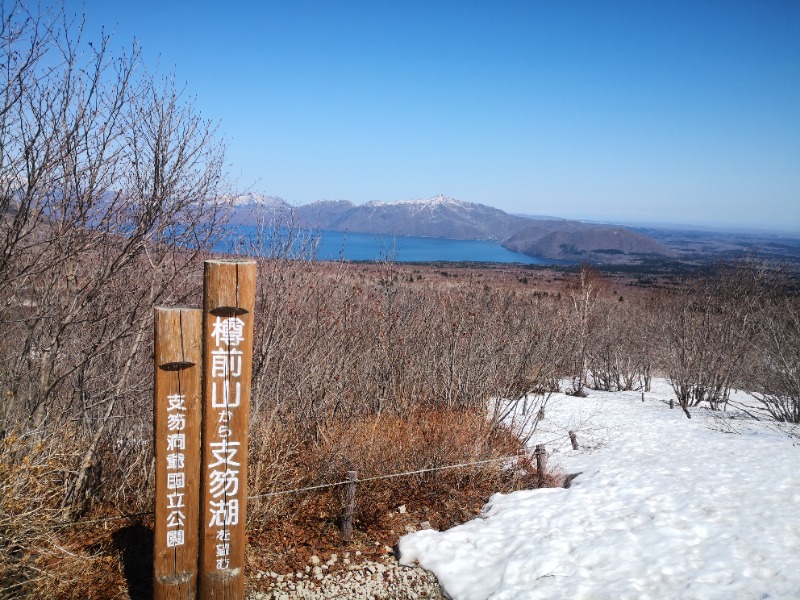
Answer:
[226, 193, 800, 266]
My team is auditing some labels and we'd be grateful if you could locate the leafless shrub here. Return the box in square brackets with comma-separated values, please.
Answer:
[1, 2, 226, 592]
[586, 298, 656, 392]
[747, 285, 800, 423]
[0, 0, 226, 509]
[661, 260, 769, 416]
[564, 264, 601, 395]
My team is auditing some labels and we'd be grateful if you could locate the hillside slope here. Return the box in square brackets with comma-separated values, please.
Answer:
[503, 220, 674, 263]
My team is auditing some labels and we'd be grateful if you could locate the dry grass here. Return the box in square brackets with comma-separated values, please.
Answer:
[244, 407, 554, 580]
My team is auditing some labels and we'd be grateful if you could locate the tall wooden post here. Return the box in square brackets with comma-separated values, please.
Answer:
[199, 260, 256, 600]
[153, 307, 202, 600]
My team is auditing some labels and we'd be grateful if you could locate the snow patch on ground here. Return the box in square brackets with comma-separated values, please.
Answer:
[398, 379, 800, 599]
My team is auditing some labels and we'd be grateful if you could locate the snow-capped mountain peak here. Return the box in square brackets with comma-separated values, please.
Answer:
[377, 194, 469, 211]
[426, 193, 462, 207]
[230, 193, 289, 208]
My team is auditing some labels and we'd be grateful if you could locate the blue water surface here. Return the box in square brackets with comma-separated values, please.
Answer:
[223, 226, 565, 265]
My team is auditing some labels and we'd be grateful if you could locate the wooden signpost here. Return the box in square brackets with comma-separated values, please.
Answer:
[153, 260, 257, 600]
[153, 307, 203, 600]
[198, 260, 256, 600]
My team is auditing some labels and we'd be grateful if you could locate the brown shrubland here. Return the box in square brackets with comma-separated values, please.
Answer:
[3, 229, 800, 597]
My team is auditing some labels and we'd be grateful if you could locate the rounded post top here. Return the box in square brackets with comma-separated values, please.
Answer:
[204, 259, 257, 266]
[203, 260, 257, 314]
[154, 306, 202, 368]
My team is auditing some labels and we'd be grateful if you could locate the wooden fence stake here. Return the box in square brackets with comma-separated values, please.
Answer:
[535, 444, 547, 488]
[341, 470, 358, 543]
[642, 392, 645, 403]
[568, 431, 579, 450]
[199, 260, 256, 600]
[153, 307, 202, 600]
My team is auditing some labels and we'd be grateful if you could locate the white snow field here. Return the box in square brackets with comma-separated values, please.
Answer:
[398, 379, 800, 600]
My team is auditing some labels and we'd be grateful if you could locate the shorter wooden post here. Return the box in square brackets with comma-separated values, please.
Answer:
[153, 307, 202, 600]
[568, 431, 578, 450]
[670, 398, 674, 409]
[641, 392, 645, 403]
[535, 444, 547, 488]
[341, 470, 358, 543]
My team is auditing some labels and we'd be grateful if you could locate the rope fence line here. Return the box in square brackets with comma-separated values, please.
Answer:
[56, 452, 534, 528]
[248, 453, 526, 499]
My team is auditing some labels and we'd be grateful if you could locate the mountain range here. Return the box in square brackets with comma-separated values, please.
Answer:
[292, 195, 529, 241]
[227, 193, 674, 264]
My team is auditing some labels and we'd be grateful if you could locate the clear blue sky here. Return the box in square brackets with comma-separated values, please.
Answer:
[77, 1, 799, 231]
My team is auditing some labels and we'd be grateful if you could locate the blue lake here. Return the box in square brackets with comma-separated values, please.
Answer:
[223, 226, 566, 265]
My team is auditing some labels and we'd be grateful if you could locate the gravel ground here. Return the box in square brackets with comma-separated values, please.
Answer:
[248, 551, 445, 599]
